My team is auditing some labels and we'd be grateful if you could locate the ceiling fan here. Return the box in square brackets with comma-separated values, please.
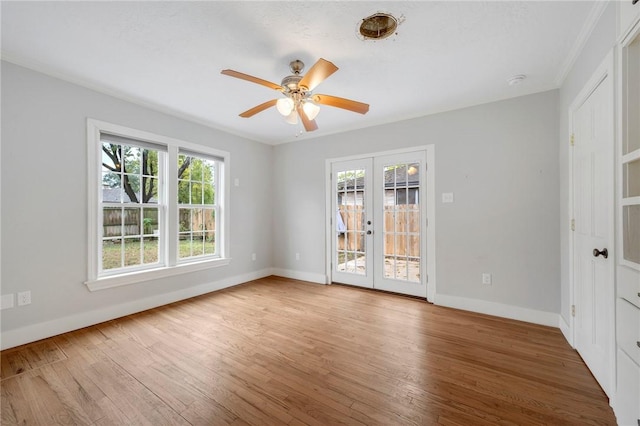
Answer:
[221, 58, 369, 132]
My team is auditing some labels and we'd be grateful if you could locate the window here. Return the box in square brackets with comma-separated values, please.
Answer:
[178, 152, 219, 260]
[87, 120, 230, 290]
[101, 137, 164, 272]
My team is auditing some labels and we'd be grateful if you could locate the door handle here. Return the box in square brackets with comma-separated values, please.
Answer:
[592, 248, 608, 259]
[366, 230, 372, 235]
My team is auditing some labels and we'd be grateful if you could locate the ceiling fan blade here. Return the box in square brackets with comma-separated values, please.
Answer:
[239, 99, 278, 118]
[296, 104, 318, 132]
[312, 94, 369, 114]
[221, 69, 283, 91]
[298, 58, 338, 91]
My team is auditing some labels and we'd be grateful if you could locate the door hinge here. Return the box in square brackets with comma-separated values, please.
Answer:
[426, 274, 428, 283]
[570, 219, 575, 231]
[571, 305, 575, 317]
[570, 133, 575, 146]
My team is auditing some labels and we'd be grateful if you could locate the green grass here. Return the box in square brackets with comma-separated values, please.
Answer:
[102, 238, 215, 270]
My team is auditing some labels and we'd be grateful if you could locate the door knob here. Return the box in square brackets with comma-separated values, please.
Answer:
[592, 248, 608, 259]
[366, 230, 372, 235]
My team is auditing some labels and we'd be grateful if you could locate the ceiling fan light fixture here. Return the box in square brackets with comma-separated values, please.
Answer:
[303, 101, 320, 120]
[276, 97, 294, 116]
[284, 110, 298, 125]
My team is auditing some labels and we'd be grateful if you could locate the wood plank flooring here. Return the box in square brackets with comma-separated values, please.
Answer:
[1, 277, 617, 425]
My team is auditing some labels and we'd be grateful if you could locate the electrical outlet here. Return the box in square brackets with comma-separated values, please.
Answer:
[251, 253, 256, 261]
[482, 273, 492, 285]
[17, 291, 31, 306]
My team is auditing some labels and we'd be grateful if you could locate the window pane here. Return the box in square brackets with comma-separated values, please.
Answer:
[623, 159, 640, 198]
[179, 235, 191, 258]
[142, 149, 159, 177]
[205, 208, 215, 231]
[191, 158, 203, 181]
[102, 171, 120, 188]
[143, 236, 159, 264]
[102, 173, 122, 203]
[408, 210, 420, 233]
[124, 208, 140, 236]
[102, 239, 122, 270]
[142, 208, 158, 235]
[123, 175, 140, 203]
[191, 183, 202, 204]
[124, 238, 141, 266]
[384, 256, 395, 279]
[395, 209, 407, 233]
[205, 232, 215, 255]
[178, 180, 190, 204]
[205, 162, 215, 186]
[179, 208, 191, 232]
[103, 208, 122, 237]
[626, 35, 640, 154]
[623, 205, 640, 264]
[178, 155, 191, 180]
[102, 143, 120, 171]
[192, 208, 204, 231]
[123, 146, 140, 174]
[203, 184, 215, 204]
[409, 234, 420, 259]
[192, 232, 205, 256]
[142, 177, 159, 204]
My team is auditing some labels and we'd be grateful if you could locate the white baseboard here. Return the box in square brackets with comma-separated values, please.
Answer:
[559, 315, 573, 347]
[271, 268, 327, 284]
[434, 294, 559, 327]
[0, 268, 273, 350]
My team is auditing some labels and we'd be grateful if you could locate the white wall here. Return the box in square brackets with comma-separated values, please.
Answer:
[272, 90, 560, 315]
[557, 2, 616, 327]
[0, 61, 274, 347]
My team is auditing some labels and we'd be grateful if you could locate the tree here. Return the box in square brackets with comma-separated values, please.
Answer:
[102, 143, 192, 203]
[177, 155, 215, 204]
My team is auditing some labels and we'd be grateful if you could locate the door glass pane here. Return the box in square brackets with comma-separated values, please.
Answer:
[382, 164, 420, 282]
[335, 169, 366, 275]
[623, 159, 640, 197]
[623, 205, 640, 264]
[625, 35, 640, 154]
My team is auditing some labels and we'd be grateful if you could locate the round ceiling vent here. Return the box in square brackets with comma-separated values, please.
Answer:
[358, 13, 398, 40]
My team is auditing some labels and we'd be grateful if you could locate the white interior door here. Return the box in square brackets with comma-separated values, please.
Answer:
[330, 150, 431, 299]
[571, 55, 614, 397]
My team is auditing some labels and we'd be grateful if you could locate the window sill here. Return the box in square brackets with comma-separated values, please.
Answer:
[85, 258, 232, 291]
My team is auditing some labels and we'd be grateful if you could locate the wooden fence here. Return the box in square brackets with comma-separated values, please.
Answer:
[103, 208, 215, 238]
[337, 205, 419, 257]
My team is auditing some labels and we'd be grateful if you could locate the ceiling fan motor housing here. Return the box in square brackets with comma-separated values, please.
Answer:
[281, 74, 304, 93]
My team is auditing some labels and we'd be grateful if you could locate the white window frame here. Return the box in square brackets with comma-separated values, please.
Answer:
[86, 119, 231, 291]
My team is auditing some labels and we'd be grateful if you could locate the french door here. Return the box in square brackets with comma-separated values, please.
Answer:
[330, 150, 431, 298]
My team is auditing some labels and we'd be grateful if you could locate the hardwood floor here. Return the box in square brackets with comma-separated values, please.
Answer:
[1, 277, 616, 425]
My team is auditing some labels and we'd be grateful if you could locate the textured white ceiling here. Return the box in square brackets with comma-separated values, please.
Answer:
[1, 1, 599, 145]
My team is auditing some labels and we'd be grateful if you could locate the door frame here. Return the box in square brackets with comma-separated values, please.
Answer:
[324, 145, 436, 302]
[568, 50, 615, 396]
